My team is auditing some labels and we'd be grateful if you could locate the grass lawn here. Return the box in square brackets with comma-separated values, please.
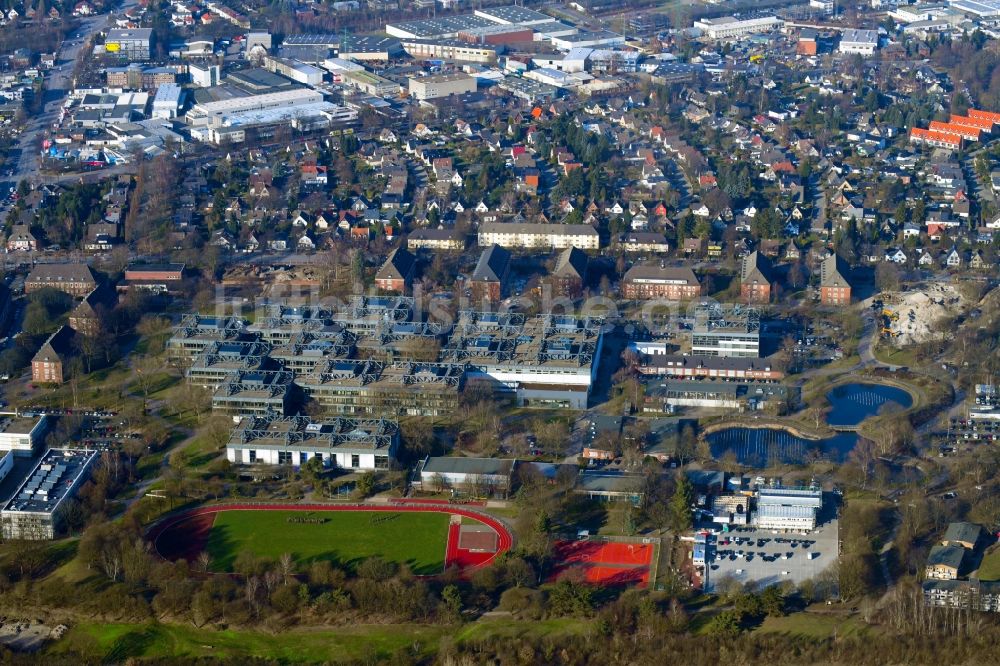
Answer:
[206, 510, 451, 574]
[755, 611, 871, 639]
[49, 621, 450, 664]
[977, 547, 1000, 581]
[873, 344, 917, 367]
[454, 618, 592, 643]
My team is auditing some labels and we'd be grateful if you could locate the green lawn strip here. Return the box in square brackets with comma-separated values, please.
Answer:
[454, 617, 593, 644]
[206, 510, 451, 574]
[977, 547, 1000, 581]
[49, 621, 449, 663]
[754, 611, 871, 639]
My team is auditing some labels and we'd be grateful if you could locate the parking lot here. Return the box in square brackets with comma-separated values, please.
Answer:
[704, 517, 839, 592]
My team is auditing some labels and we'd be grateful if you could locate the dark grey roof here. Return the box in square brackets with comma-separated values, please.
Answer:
[375, 247, 416, 281]
[820, 253, 850, 288]
[623, 263, 699, 285]
[944, 522, 983, 547]
[552, 246, 588, 280]
[741, 250, 773, 285]
[471, 244, 511, 283]
[927, 544, 965, 571]
[422, 456, 514, 477]
[26, 263, 96, 286]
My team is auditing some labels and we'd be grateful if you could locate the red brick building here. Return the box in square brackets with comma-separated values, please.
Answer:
[123, 263, 184, 294]
[470, 244, 511, 305]
[819, 253, 852, 305]
[25, 264, 97, 297]
[374, 247, 416, 293]
[621, 264, 701, 301]
[548, 246, 588, 298]
[31, 326, 75, 384]
[740, 251, 774, 303]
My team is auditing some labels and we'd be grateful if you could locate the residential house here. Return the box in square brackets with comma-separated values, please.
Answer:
[943, 522, 983, 550]
[885, 248, 908, 264]
[620, 232, 670, 254]
[5, 225, 37, 252]
[944, 247, 962, 268]
[478, 223, 600, 250]
[925, 545, 966, 580]
[407, 228, 465, 252]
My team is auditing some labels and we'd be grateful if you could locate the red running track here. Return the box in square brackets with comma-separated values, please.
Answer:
[147, 503, 513, 575]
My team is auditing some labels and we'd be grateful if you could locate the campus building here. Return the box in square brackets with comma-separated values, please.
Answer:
[690, 304, 761, 358]
[167, 315, 250, 365]
[0, 414, 49, 456]
[441, 312, 604, 409]
[637, 354, 783, 381]
[25, 263, 97, 297]
[186, 341, 274, 389]
[754, 486, 823, 531]
[226, 414, 399, 470]
[211, 370, 295, 416]
[740, 251, 775, 303]
[297, 360, 465, 417]
[820, 254, 852, 305]
[1, 449, 97, 540]
[621, 264, 701, 300]
[417, 456, 515, 497]
[470, 244, 511, 305]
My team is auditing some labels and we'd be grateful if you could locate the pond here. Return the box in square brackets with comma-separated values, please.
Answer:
[825, 382, 913, 428]
[707, 382, 914, 467]
[707, 427, 857, 468]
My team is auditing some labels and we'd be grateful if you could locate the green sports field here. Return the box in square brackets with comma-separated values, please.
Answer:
[205, 510, 451, 574]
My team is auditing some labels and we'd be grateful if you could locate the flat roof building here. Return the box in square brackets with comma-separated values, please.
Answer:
[418, 456, 515, 496]
[1, 449, 98, 540]
[387, 15, 497, 39]
[342, 69, 400, 97]
[408, 72, 476, 101]
[152, 83, 183, 119]
[263, 56, 324, 86]
[693, 16, 784, 40]
[839, 28, 879, 54]
[0, 414, 49, 456]
[105, 28, 153, 60]
[473, 6, 553, 25]
[755, 486, 823, 532]
[226, 414, 399, 471]
[691, 304, 761, 358]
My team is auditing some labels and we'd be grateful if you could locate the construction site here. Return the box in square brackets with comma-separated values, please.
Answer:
[873, 282, 967, 347]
